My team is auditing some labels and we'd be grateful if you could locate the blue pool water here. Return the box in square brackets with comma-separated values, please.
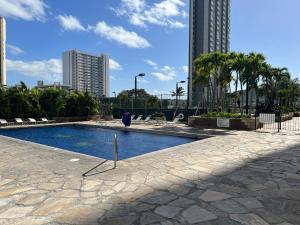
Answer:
[0, 125, 195, 160]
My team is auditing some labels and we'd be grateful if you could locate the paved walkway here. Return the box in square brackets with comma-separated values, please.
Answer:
[0, 123, 300, 224]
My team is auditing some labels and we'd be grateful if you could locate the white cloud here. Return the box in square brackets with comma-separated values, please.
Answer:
[0, 0, 47, 21]
[151, 65, 176, 81]
[122, 0, 145, 12]
[110, 75, 117, 81]
[182, 65, 188, 74]
[114, 0, 187, 28]
[90, 21, 150, 48]
[7, 44, 24, 55]
[144, 59, 158, 69]
[57, 15, 86, 31]
[137, 78, 149, 83]
[109, 58, 122, 71]
[6, 58, 62, 82]
[149, 89, 161, 95]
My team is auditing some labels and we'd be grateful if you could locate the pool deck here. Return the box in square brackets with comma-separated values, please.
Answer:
[0, 122, 300, 224]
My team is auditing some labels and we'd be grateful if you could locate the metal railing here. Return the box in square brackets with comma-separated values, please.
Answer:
[113, 134, 118, 168]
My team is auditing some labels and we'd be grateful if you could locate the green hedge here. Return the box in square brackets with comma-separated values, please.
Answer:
[201, 112, 251, 118]
[0, 82, 99, 119]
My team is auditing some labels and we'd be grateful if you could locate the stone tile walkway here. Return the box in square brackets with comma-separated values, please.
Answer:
[0, 123, 300, 224]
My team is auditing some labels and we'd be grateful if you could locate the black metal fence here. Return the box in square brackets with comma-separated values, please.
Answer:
[112, 108, 207, 122]
[255, 111, 300, 131]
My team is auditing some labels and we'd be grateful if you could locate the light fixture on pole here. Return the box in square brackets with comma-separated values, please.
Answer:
[135, 73, 146, 101]
[112, 91, 116, 98]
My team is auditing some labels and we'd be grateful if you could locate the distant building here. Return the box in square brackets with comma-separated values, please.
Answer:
[35, 80, 70, 90]
[0, 17, 6, 86]
[62, 50, 109, 98]
[188, 0, 230, 107]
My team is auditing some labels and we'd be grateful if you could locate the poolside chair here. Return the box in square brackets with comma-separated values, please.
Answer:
[28, 118, 37, 124]
[131, 115, 136, 120]
[40, 118, 55, 123]
[132, 115, 143, 123]
[41, 118, 48, 123]
[143, 115, 152, 123]
[15, 118, 24, 125]
[165, 117, 181, 126]
[137, 115, 154, 124]
[0, 119, 8, 126]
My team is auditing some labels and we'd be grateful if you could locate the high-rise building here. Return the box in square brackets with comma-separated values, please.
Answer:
[188, 0, 230, 107]
[0, 17, 6, 86]
[63, 50, 109, 98]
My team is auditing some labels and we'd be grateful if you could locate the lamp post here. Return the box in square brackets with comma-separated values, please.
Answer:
[112, 92, 116, 98]
[135, 73, 146, 101]
[176, 80, 186, 109]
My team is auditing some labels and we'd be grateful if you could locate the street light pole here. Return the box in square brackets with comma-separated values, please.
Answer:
[135, 76, 138, 101]
[134, 73, 146, 102]
[134, 73, 146, 109]
[176, 82, 179, 109]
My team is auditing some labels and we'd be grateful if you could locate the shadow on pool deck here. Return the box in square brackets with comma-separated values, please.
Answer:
[92, 141, 300, 224]
[82, 160, 117, 177]
[1, 131, 299, 225]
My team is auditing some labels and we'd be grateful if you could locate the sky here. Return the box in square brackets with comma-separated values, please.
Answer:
[1, 0, 300, 97]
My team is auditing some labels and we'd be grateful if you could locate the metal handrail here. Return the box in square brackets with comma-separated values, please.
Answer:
[113, 134, 118, 168]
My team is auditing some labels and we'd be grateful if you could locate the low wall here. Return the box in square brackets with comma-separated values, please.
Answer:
[188, 116, 260, 131]
[52, 115, 100, 123]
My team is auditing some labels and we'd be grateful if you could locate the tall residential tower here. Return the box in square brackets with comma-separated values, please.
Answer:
[188, 0, 230, 107]
[0, 17, 6, 86]
[63, 50, 109, 98]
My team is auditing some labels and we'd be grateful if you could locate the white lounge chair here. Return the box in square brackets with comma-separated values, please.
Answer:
[15, 118, 24, 125]
[40, 118, 55, 123]
[165, 117, 181, 126]
[0, 119, 8, 126]
[28, 118, 37, 124]
[143, 115, 152, 123]
[132, 115, 143, 123]
[131, 115, 136, 120]
[41, 118, 48, 123]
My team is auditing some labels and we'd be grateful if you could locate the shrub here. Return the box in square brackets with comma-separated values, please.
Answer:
[0, 82, 99, 119]
[202, 112, 250, 118]
[152, 111, 165, 118]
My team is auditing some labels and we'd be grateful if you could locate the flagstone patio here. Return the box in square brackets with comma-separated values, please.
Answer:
[0, 123, 299, 225]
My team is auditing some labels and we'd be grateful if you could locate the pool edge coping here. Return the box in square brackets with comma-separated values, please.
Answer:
[0, 122, 214, 163]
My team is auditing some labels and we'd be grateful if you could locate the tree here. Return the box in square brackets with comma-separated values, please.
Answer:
[194, 51, 230, 109]
[171, 87, 185, 98]
[0, 86, 10, 118]
[171, 87, 185, 109]
[8, 82, 30, 118]
[243, 53, 266, 114]
[230, 52, 247, 112]
[147, 95, 160, 108]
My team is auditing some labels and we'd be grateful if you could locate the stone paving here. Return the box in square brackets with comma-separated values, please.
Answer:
[0, 123, 300, 224]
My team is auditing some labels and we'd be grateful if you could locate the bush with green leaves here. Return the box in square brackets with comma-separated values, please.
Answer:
[202, 112, 251, 118]
[0, 82, 99, 119]
[152, 111, 165, 118]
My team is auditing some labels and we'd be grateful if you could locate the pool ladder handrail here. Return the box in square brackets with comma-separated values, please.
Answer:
[113, 134, 118, 168]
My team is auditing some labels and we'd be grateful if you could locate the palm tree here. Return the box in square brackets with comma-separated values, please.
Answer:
[260, 66, 290, 109]
[171, 87, 185, 98]
[171, 87, 185, 109]
[243, 53, 266, 114]
[218, 59, 233, 111]
[194, 51, 227, 109]
[230, 52, 247, 112]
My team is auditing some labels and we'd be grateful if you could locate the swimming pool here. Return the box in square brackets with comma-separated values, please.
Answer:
[0, 125, 196, 160]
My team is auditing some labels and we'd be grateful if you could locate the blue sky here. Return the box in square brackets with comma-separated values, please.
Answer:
[1, 0, 300, 97]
